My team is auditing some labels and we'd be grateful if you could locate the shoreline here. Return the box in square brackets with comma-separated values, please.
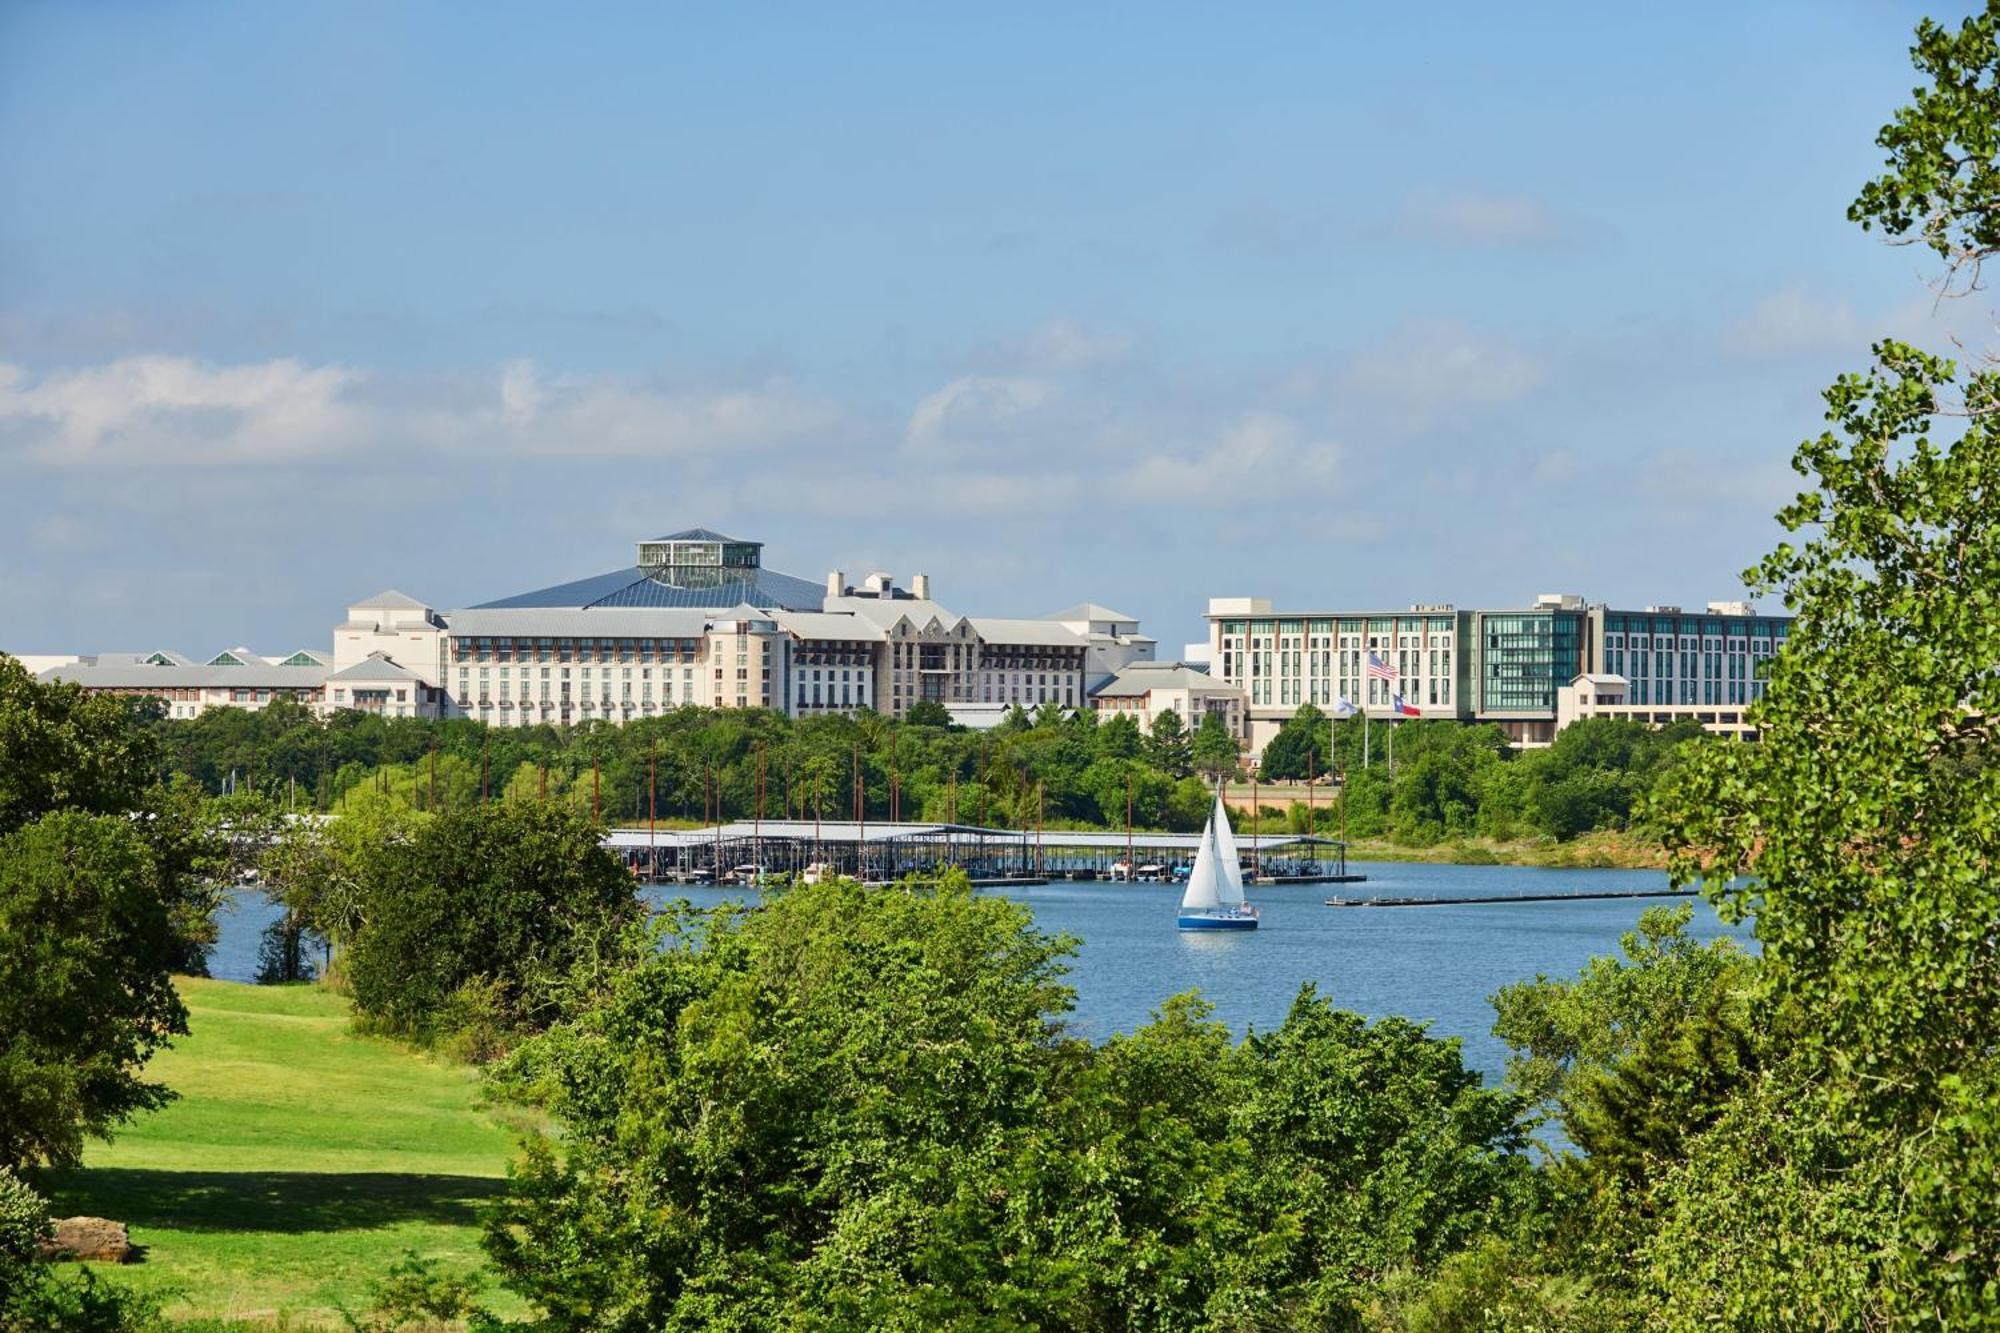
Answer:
[1335, 831, 1670, 871]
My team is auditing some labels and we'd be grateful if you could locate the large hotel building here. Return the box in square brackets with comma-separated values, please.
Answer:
[37, 529, 1157, 728]
[1206, 593, 1792, 749]
[22, 528, 1791, 758]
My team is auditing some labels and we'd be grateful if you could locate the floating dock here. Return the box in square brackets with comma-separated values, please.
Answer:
[606, 819, 1356, 886]
[1325, 887, 1693, 908]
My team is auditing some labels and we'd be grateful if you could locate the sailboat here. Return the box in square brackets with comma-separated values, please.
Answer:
[1178, 792, 1260, 931]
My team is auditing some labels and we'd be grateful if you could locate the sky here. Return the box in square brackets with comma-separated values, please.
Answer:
[0, 1, 1983, 656]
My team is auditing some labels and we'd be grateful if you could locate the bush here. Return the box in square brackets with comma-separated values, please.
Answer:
[484, 875, 1531, 1329]
[341, 1251, 490, 1331]
[344, 802, 639, 1049]
[6, 1268, 167, 1332]
[0, 1167, 49, 1306]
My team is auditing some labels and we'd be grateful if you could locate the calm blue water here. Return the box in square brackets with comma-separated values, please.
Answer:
[209, 862, 1751, 1084]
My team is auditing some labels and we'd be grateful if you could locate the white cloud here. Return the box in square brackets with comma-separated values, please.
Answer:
[1337, 321, 1545, 429]
[1722, 288, 1864, 361]
[1010, 320, 1135, 371]
[0, 355, 362, 466]
[1406, 191, 1556, 245]
[905, 374, 1052, 452]
[762, 469, 1080, 518]
[0, 355, 845, 467]
[1126, 412, 1341, 505]
[419, 361, 841, 459]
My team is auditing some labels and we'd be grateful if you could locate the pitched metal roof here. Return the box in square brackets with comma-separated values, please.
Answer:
[470, 564, 824, 612]
[770, 611, 889, 641]
[42, 662, 331, 689]
[1092, 661, 1239, 697]
[326, 654, 424, 682]
[825, 596, 967, 633]
[1045, 601, 1139, 624]
[444, 607, 717, 639]
[352, 590, 430, 610]
[967, 617, 1088, 648]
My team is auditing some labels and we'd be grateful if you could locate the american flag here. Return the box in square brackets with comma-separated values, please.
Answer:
[1366, 651, 1395, 681]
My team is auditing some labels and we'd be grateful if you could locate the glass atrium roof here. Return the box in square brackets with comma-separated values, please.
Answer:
[471, 564, 826, 612]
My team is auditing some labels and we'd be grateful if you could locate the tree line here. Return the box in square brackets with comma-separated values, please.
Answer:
[140, 685, 1703, 848]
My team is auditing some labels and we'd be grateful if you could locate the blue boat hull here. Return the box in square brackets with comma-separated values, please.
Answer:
[1178, 912, 1259, 931]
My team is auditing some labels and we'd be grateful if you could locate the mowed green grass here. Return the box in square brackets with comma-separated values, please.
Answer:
[42, 978, 531, 1327]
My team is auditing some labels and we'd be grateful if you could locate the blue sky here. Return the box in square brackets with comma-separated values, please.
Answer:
[0, 1, 1977, 655]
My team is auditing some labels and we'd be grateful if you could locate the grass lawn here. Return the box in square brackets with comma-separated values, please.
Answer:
[41, 977, 530, 1327]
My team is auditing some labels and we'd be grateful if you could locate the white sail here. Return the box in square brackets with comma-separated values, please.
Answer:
[1180, 815, 1223, 912]
[1211, 792, 1247, 907]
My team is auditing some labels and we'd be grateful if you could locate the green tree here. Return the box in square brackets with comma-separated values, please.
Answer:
[1145, 708, 1192, 778]
[485, 876, 1080, 1328]
[1848, 1, 2000, 294]
[0, 813, 187, 1169]
[1257, 701, 1329, 781]
[262, 785, 422, 956]
[483, 876, 1530, 1329]
[0, 657, 159, 837]
[1651, 334, 2000, 1320]
[343, 802, 640, 1050]
[1190, 709, 1239, 780]
[1490, 904, 1748, 1144]
[1633, 11, 2000, 1315]
[1096, 712, 1142, 759]
[904, 699, 952, 728]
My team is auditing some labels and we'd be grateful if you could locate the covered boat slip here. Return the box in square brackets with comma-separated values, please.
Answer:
[603, 820, 1357, 886]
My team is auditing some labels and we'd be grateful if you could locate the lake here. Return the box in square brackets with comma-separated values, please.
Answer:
[208, 860, 1751, 1084]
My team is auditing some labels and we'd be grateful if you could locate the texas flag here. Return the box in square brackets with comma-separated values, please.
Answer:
[1391, 693, 1422, 718]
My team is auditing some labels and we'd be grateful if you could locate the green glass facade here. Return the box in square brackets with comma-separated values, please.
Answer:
[1473, 608, 1587, 716]
[1600, 610, 1789, 707]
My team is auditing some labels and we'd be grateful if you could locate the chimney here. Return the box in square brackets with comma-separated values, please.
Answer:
[827, 570, 845, 598]
[912, 572, 931, 600]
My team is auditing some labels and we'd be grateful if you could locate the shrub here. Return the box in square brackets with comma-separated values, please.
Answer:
[0, 1166, 50, 1306]
[484, 875, 1530, 1329]
[344, 802, 638, 1048]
